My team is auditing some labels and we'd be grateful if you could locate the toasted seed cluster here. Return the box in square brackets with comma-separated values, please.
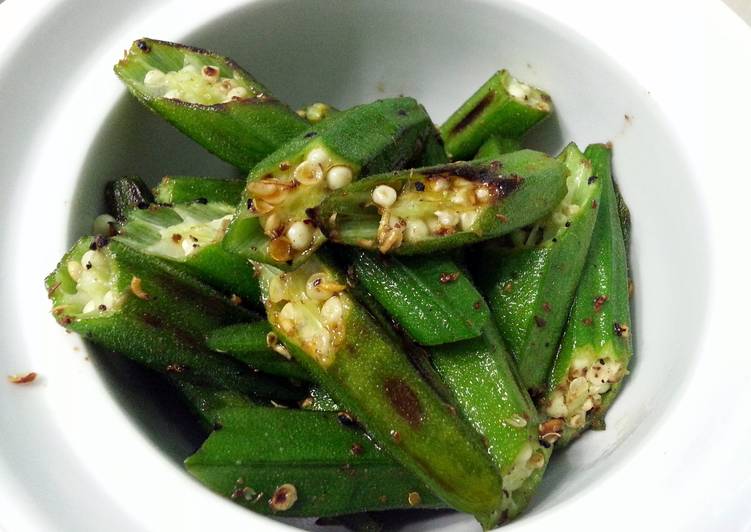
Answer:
[247, 146, 355, 261]
[373, 175, 496, 252]
[265, 263, 350, 366]
[501, 440, 546, 508]
[142, 58, 252, 105]
[296, 102, 335, 124]
[63, 248, 121, 315]
[544, 354, 626, 429]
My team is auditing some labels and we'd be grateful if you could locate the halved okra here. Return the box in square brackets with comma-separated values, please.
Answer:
[315, 149, 567, 255]
[115, 38, 307, 171]
[115, 201, 260, 304]
[45, 237, 300, 401]
[185, 406, 444, 517]
[348, 250, 489, 345]
[207, 322, 310, 382]
[540, 144, 632, 445]
[257, 254, 505, 528]
[440, 70, 552, 161]
[474, 143, 602, 395]
[222, 98, 433, 269]
[153, 175, 245, 205]
[429, 322, 550, 522]
[475, 136, 522, 160]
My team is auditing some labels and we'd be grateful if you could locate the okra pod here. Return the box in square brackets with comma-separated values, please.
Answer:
[185, 406, 444, 517]
[105, 176, 154, 222]
[474, 144, 602, 394]
[541, 144, 632, 445]
[257, 255, 505, 527]
[115, 201, 261, 304]
[418, 125, 450, 166]
[440, 71, 552, 161]
[45, 237, 300, 401]
[297, 102, 340, 124]
[315, 149, 567, 255]
[429, 322, 550, 522]
[222, 98, 433, 269]
[115, 38, 307, 171]
[207, 322, 310, 382]
[153, 175, 244, 205]
[349, 250, 489, 345]
[300, 385, 340, 412]
[172, 380, 254, 430]
[475, 136, 522, 159]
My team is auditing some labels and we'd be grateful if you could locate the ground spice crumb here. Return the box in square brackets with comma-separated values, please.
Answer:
[439, 271, 460, 284]
[130, 276, 150, 300]
[390, 429, 401, 443]
[350, 443, 364, 456]
[269, 484, 298, 512]
[592, 199, 598, 209]
[533, 315, 547, 327]
[582, 317, 593, 326]
[614, 322, 630, 337]
[593, 295, 609, 312]
[230, 294, 242, 305]
[8, 372, 37, 384]
[408, 492, 422, 506]
[473, 300, 482, 310]
[543, 302, 551, 312]
[588, 175, 598, 185]
[337, 411, 356, 426]
[165, 363, 186, 374]
[495, 213, 509, 223]
[503, 282, 513, 293]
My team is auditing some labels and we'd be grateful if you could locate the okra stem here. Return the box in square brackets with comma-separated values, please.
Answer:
[153, 175, 244, 205]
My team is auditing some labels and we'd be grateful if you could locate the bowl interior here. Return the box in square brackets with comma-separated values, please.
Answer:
[57, 0, 708, 529]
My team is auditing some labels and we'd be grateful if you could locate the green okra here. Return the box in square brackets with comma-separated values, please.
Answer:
[349, 250, 489, 345]
[45, 237, 300, 401]
[105, 176, 155, 222]
[430, 322, 550, 522]
[540, 144, 632, 445]
[440, 70, 552, 161]
[257, 255, 505, 528]
[475, 136, 522, 159]
[185, 406, 444, 517]
[153, 175, 245, 205]
[418, 125, 450, 166]
[222, 97, 433, 269]
[297, 102, 340, 124]
[207, 322, 310, 382]
[172, 380, 255, 431]
[474, 144, 602, 394]
[115, 201, 260, 304]
[301, 385, 340, 412]
[315, 149, 567, 255]
[115, 38, 307, 171]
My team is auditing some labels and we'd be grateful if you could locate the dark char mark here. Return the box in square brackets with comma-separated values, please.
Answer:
[449, 92, 495, 134]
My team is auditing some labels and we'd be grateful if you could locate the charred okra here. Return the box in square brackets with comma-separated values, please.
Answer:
[153, 175, 245, 205]
[185, 406, 443, 517]
[257, 255, 505, 528]
[115, 201, 260, 304]
[115, 38, 307, 171]
[316, 149, 567, 255]
[45, 237, 299, 401]
[540, 144, 632, 445]
[474, 144, 602, 394]
[430, 322, 550, 522]
[440, 71, 552, 161]
[105, 176, 155, 223]
[222, 98, 433, 269]
[475, 136, 522, 159]
[349, 250, 489, 345]
[207, 322, 309, 381]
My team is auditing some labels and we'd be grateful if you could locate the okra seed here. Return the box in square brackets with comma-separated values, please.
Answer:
[426, 217, 442, 234]
[180, 64, 198, 74]
[306, 147, 331, 167]
[163, 89, 181, 100]
[227, 86, 248, 100]
[460, 211, 478, 230]
[452, 177, 472, 189]
[372, 185, 397, 208]
[552, 212, 568, 227]
[434, 210, 459, 227]
[92, 214, 117, 236]
[268, 237, 292, 262]
[67, 261, 83, 282]
[320, 296, 343, 325]
[569, 413, 586, 428]
[143, 69, 165, 86]
[201, 65, 220, 82]
[505, 414, 528, 428]
[280, 302, 298, 322]
[405, 218, 429, 241]
[264, 213, 283, 236]
[268, 276, 285, 303]
[515, 442, 533, 465]
[294, 160, 324, 185]
[564, 204, 580, 216]
[431, 178, 449, 192]
[305, 273, 341, 301]
[80, 250, 96, 268]
[82, 300, 97, 314]
[475, 187, 491, 202]
[287, 221, 314, 250]
[326, 166, 353, 190]
[528, 451, 546, 469]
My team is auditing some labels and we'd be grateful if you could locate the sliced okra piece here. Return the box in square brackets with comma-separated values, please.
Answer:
[222, 98, 433, 269]
[115, 201, 261, 304]
[474, 143, 602, 394]
[540, 144, 632, 445]
[349, 250, 489, 345]
[185, 406, 444, 517]
[207, 322, 310, 382]
[115, 38, 307, 171]
[45, 237, 301, 401]
[429, 322, 550, 522]
[440, 70, 552, 161]
[474, 136, 522, 159]
[172, 380, 254, 431]
[105, 176, 154, 223]
[297, 102, 340, 124]
[257, 255, 505, 528]
[153, 175, 245, 205]
[315, 149, 567, 255]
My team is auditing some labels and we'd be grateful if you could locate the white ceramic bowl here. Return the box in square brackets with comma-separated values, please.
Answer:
[1, 1, 750, 531]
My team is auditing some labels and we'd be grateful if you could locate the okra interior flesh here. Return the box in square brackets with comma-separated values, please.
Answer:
[257, 255, 505, 528]
[115, 38, 307, 171]
[222, 98, 432, 268]
[153, 175, 245, 205]
[46, 237, 299, 401]
[440, 70, 552, 161]
[316, 149, 567, 255]
[475, 144, 603, 394]
[541, 144, 632, 445]
[185, 407, 444, 517]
